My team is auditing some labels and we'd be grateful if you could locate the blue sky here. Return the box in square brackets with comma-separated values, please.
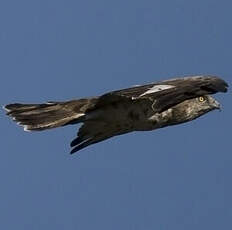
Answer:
[1, 0, 232, 229]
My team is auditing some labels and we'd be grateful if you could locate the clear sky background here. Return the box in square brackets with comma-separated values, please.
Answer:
[1, 0, 231, 229]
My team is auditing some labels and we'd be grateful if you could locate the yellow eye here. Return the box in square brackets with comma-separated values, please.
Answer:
[199, 96, 205, 102]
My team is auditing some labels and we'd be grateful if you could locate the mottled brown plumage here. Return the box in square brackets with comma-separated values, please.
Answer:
[3, 75, 228, 154]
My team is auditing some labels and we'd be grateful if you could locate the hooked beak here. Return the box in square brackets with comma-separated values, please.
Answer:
[213, 99, 222, 111]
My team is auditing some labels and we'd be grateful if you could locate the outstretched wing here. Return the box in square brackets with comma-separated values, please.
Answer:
[70, 121, 129, 154]
[70, 75, 228, 153]
[90, 75, 228, 113]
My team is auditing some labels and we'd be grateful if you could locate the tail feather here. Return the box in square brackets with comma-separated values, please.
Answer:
[4, 98, 97, 131]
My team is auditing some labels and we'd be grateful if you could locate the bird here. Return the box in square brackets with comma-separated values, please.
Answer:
[3, 75, 228, 154]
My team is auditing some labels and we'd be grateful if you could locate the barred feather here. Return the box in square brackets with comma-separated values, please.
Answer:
[4, 98, 97, 131]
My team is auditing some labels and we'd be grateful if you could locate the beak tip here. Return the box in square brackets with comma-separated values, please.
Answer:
[213, 100, 222, 111]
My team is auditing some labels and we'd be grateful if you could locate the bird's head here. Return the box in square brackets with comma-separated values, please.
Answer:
[186, 95, 221, 115]
[169, 95, 221, 124]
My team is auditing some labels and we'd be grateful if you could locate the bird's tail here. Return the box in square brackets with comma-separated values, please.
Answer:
[3, 98, 97, 131]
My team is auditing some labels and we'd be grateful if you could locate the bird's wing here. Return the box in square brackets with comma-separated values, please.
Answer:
[90, 75, 228, 113]
[70, 75, 228, 153]
[70, 121, 129, 154]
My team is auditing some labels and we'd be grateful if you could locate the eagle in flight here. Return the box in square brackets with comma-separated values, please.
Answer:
[4, 75, 228, 154]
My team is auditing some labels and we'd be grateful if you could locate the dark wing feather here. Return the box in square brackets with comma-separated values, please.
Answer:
[90, 75, 228, 113]
[70, 135, 111, 154]
[70, 121, 128, 154]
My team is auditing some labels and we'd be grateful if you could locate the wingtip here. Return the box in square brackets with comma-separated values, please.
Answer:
[2, 104, 10, 112]
[223, 81, 229, 92]
[213, 76, 229, 93]
[195, 75, 229, 93]
[70, 147, 79, 154]
[70, 149, 75, 155]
